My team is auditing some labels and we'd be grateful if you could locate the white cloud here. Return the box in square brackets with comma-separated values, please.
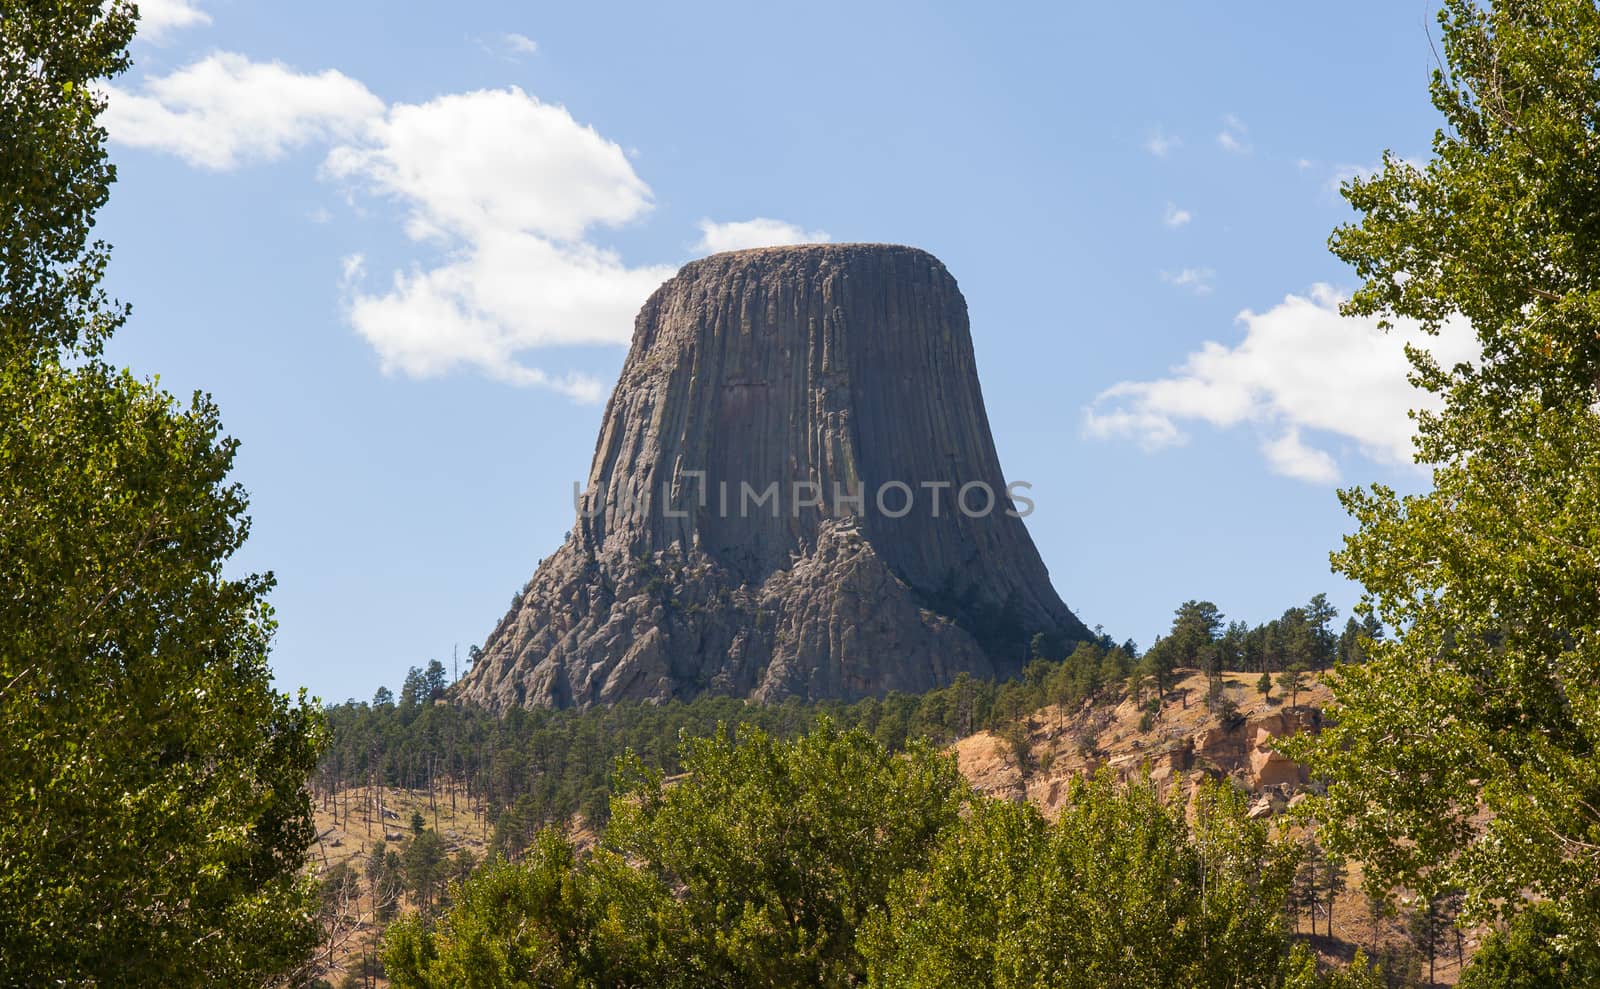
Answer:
[693, 217, 831, 254]
[340, 234, 664, 400]
[1217, 113, 1251, 155]
[103, 56, 689, 401]
[328, 87, 675, 396]
[503, 32, 539, 55]
[1083, 284, 1478, 482]
[1145, 128, 1181, 157]
[1163, 203, 1192, 228]
[1262, 428, 1341, 484]
[134, 0, 210, 41]
[101, 53, 383, 169]
[1162, 267, 1214, 294]
[327, 88, 652, 243]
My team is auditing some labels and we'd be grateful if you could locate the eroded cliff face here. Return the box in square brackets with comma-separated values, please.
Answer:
[458, 244, 1089, 711]
[952, 670, 1331, 819]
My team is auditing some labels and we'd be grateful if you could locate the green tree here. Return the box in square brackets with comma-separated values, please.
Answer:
[403, 829, 447, 913]
[860, 795, 1049, 989]
[1303, 593, 1338, 671]
[385, 830, 696, 989]
[606, 719, 969, 987]
[399, 665, 427, 714]
[1406, 895, 1458, 989]
[1322, 853, 1348, 943]
[1137, 637, 1177, 701]
[386, 719, 969, 988]
[1099, 645, 1132, 686]
[1274, 608, 1320, 672]
[1282, 946, 1387, 989]
[447, 847, 477, 894]
[1275, 664, 1306, 709]
[1217, 619, 1248, 673]
[1, 0, 129, 358]
[1289, 0, 1600, 966]
[0, 1, 325, 982]
[1335, 617, 1362, 666]
[1168, 600, 1224, 670]
[861, 770, 1299, 988]
[1458, 903, 1600, 989]
[423, 659, 448, 701]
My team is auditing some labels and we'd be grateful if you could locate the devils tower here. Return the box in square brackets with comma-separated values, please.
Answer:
[458, 244, 1090, 710]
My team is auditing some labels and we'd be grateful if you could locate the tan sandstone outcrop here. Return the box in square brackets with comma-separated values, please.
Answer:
[955, 671, 1329, 818]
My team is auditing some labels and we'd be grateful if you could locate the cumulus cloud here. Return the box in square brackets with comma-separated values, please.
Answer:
[99, 56, 724, 401]
[1145, 128, 1181, 157]
[693, 217, 831, 254]
[327, 87, 675, 396]
[101, 53, 383, 169]
[327, 88, 652, 243]
[1083, 284, 1478, 482]
[1217, 113, 1251, 155]
[133, 0, 210, 40]
[1162, 267, 1214, 295]
[1163, 203, 1192, 228]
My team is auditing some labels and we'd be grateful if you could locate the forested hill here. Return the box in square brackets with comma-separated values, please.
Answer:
[316, 594, 1372, 856]
[320, 651, 1122, 859]
[305, 594, 1394, 987]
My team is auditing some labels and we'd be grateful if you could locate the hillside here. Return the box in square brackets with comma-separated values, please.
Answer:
[306, 666, 1476, 987]
[951, 669, 1472, 985]
[955, 669, 1330, 815]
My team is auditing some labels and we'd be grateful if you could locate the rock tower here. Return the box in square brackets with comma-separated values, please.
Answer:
[458, 244, 1089, 710]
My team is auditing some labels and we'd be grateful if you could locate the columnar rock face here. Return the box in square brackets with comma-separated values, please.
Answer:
[458, 244, 1089, 711]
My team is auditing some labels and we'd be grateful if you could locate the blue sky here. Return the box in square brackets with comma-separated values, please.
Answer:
[99, 0, 1466, 703]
